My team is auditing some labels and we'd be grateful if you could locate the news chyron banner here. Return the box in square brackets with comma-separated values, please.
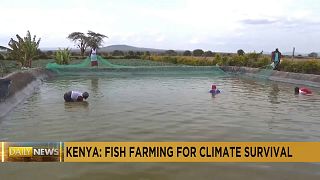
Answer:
[1, 142, 62, 162]
[1, 142, 320, 162]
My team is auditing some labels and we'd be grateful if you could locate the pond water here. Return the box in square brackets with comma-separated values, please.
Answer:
[1, 74, 320, 179]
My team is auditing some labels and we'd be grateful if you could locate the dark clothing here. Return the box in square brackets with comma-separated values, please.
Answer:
[64, 91, 73, 102]
[271, 50, 282, 70]
[0, 79, 11, 101]
[271, 51, 282, 62]
[91, 61, 98, 66]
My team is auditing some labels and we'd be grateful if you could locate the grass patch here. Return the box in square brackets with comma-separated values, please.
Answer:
[2, 54, 320, 76]
[142, 54, 320, 75]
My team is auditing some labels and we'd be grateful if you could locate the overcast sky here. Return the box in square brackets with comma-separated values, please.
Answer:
[1, 0, 320, 53]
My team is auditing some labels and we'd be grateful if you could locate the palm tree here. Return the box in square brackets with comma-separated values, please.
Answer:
[0, 31, 41, 67]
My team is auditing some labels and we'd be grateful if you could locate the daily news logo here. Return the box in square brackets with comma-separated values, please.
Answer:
[8, 147, 59, 158]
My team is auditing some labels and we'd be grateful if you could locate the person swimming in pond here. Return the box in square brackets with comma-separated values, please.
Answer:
[209, 85, 220, 94]
[294, 87, 312, 95]
[64, 91, 89, 102]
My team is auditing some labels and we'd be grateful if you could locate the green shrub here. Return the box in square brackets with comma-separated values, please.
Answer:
[252, 56, 270, 68]
[142, 55, 320, 75]
[229, 55, 249, 66]
[300, 60, 320, 74]
[55, 48, 71, 65]
[278, 60, 320, 74]
[214, 54, 223, 65]
[221, 56, 229, 66]
[279, 60, 299, 73]
[246, 52, 261, 60]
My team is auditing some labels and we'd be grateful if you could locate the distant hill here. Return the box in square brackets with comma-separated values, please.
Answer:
[39, 45, 170, 53]
[41, 45, 316, 56]
[99, 45, 166, 52]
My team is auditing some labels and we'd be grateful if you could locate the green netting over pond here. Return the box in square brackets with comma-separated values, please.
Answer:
[46, 56, 124, 69]
[107, 59, 182, 67]
[45, 56, 226, 76]
[257, 68, 275, 78]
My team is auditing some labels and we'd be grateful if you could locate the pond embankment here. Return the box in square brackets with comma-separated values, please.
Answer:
[0, 68, 53, 118]
[220, 66, 320, 87]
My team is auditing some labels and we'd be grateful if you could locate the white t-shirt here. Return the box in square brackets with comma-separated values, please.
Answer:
[91, 49, 97, 55]
[71, 91, 82, 101]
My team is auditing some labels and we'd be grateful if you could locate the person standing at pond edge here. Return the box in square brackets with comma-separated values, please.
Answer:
[271, 48, 282, 70]
[90, 48, 98, 66]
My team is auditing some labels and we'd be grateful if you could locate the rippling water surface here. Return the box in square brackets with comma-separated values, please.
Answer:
[1, 74, 320, 179]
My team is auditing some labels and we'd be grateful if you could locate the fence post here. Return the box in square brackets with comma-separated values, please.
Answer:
[292, 47, 295, 61]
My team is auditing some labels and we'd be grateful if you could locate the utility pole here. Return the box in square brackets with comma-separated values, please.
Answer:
[292, 47, 295, 61]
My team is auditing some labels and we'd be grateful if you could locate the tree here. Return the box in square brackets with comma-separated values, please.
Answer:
[183, 50, 192, 56]
[86, 30, 108, 49]
[67, 32, 88, 57]
[204, 51, 214, 57]
[237, 49, 245, 56]
[193, 49, 204, 56]
[144, 51, 151, 56]
[0, 30, 41, 67]
[67, 30, 107, 57]
[128, 51, 135, 56]
[165, 50, 177, 56]
[112, 50, 124, 56]
[135, 51, 142, 56]
[308, 52, 318, 58]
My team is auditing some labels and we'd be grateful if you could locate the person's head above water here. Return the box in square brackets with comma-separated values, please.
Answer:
[294, 87, 300, 94]
[210, 84, 220, 94]
[82, 92, 89, 99]
[295, 87, 312, 95]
